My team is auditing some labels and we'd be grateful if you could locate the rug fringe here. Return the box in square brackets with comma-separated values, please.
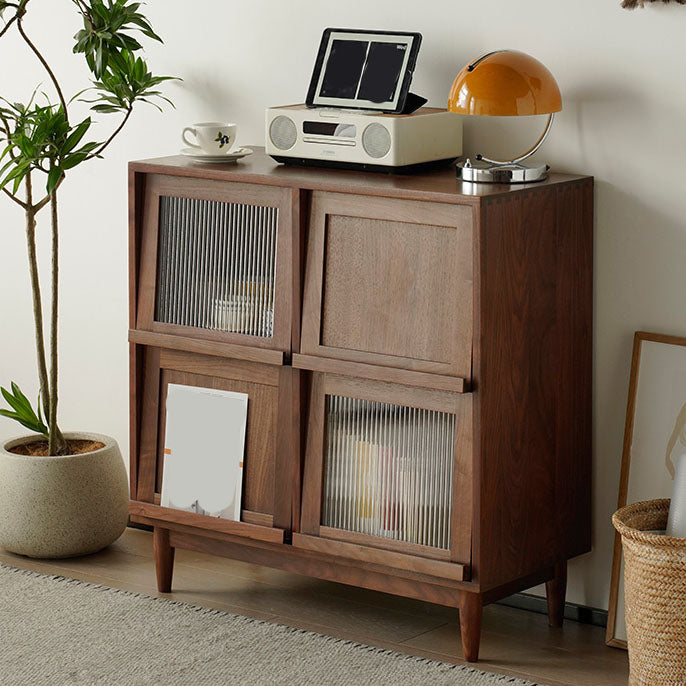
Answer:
[0, 561, 542, 685]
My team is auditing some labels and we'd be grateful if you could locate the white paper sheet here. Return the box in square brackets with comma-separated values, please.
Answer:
[161, 384, 248, 521]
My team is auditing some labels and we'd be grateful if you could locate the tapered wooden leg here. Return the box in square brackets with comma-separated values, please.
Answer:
[459, 592, 483, 662]
[153, 527, 175, 593]
[545, 560, 567, 627]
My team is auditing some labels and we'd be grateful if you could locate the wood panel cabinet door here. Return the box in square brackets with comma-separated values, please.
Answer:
[134, 347, 293, 533]
[301, 192, 474, 379]
[135, 174, 294, 351]
[296, 372, 473, 583]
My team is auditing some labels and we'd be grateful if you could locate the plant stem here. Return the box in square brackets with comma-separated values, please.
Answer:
[48, 190, 65, 455]
[32, 175, 63, 214]
[2, 186, 27, 210]
[16, 15, 68, 122]
[91, 106, 132, 158]
[24, 172, 51, 425]
[0, 14, 18, 41]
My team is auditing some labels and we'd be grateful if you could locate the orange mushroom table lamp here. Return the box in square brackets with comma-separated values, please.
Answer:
[448, 50, 562, 183]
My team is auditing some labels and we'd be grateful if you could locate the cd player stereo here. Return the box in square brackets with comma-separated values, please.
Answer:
[265, 104, 462, 173]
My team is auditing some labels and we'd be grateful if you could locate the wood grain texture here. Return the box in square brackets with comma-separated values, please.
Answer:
[546, 560, 567, 628]
[301, 192, 473, 378]
[451, 393, 473, 567]
[128, 169, 146, 331]
[169, 530, 466, 607]
[129, 343, 143, 500]
[318, 373, 463, 414]
[477, 189, 555, 588]
[128, 159, 593, 664]
[136, 347, 161, 502]
[135, 172, 161, 332]
[273, 366, 301, 531]
[475, 182, 593, 592]
[128, 171, 146, 499]
[153, 527, 174, 592]
[292, 533, 466, 582]
[241, 510, 274, 528]
[299, 373, 326, 536]
[479, 567, 555, 605]
[554, 180, 594, 563]
[319, 526, 451, 561]
[129, 329, 284, 366]
[131, 502, 285, 544]
[459, 592, 483, 662]
[289, 188, 305, 353]
[129, 149, 591, 205]
[158, 348, 281, 387]
[292, 353, 467, 393]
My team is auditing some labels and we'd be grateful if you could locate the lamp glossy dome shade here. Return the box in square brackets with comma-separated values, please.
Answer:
[448, 50, 562, 183]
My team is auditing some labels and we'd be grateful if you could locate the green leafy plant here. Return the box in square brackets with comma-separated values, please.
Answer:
[0, 383, 48, 437]
[0, 0, 176, 454]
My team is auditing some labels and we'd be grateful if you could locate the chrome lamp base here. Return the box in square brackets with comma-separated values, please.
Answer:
[456, 158, 550, 184]
[457, 112, 554, 184]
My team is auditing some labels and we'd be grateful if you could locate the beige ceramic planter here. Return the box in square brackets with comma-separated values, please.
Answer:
[0, 432, 128, 558]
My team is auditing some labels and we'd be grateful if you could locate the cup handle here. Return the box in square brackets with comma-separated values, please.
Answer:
[182, 127, 200, 149]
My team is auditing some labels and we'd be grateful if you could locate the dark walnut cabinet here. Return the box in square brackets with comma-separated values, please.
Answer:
[128, 148, 593, 662]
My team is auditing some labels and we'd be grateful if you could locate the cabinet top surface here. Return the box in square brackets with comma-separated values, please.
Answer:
[130, 147, 591, 204]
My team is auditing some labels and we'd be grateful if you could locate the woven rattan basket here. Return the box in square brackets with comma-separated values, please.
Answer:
[613, 499, 686, 686]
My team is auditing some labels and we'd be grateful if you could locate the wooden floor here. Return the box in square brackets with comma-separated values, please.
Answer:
[0, 528, 628, 686]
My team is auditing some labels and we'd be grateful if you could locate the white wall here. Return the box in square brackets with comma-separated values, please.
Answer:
[1, 0, 685, 611]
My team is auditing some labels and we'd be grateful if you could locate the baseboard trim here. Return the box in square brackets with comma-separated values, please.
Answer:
[497, 592, 608, 628]
[126, 523, 607, 628]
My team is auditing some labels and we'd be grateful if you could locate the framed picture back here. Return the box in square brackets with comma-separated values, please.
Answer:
[606, 331, 686, 648]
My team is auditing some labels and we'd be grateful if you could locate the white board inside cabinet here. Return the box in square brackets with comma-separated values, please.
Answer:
[161, 383, 248, 521]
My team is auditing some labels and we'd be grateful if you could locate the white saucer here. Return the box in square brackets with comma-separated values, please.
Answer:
[181, 147, 253, 164]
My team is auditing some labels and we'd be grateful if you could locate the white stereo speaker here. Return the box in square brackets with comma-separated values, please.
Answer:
[266, 104, 462, 172]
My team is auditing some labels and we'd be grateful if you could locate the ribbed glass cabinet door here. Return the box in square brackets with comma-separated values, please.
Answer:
[135, 175, 292, 351]
[321, 394, 456, 550]
[155, 196, 278, 337]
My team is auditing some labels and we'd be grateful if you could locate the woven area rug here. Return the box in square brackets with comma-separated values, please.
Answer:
[0, 563, 544, 685]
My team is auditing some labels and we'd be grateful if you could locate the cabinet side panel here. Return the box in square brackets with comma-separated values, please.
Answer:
[555, 180, 594, 560]
[477, 189, 560, 590]
[129, 169, 147, 498]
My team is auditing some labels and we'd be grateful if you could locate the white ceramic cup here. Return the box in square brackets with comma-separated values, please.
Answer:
[182, 122, 238, 154]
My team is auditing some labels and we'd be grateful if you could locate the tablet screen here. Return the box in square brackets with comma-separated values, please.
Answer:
[308, 30, 420, 112]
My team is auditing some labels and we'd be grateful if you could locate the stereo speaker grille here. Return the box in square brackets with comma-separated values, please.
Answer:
[362, 123, 391, 159]
[269, 115, 297, 151]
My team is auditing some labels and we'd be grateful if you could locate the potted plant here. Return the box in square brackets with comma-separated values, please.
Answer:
[0, 0, 175, 557]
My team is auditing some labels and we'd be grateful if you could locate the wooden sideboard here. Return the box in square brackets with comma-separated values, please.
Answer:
[128, 148, 593, 662]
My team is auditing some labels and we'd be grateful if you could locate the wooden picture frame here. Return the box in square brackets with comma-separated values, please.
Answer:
[606, 331, 686, 648]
